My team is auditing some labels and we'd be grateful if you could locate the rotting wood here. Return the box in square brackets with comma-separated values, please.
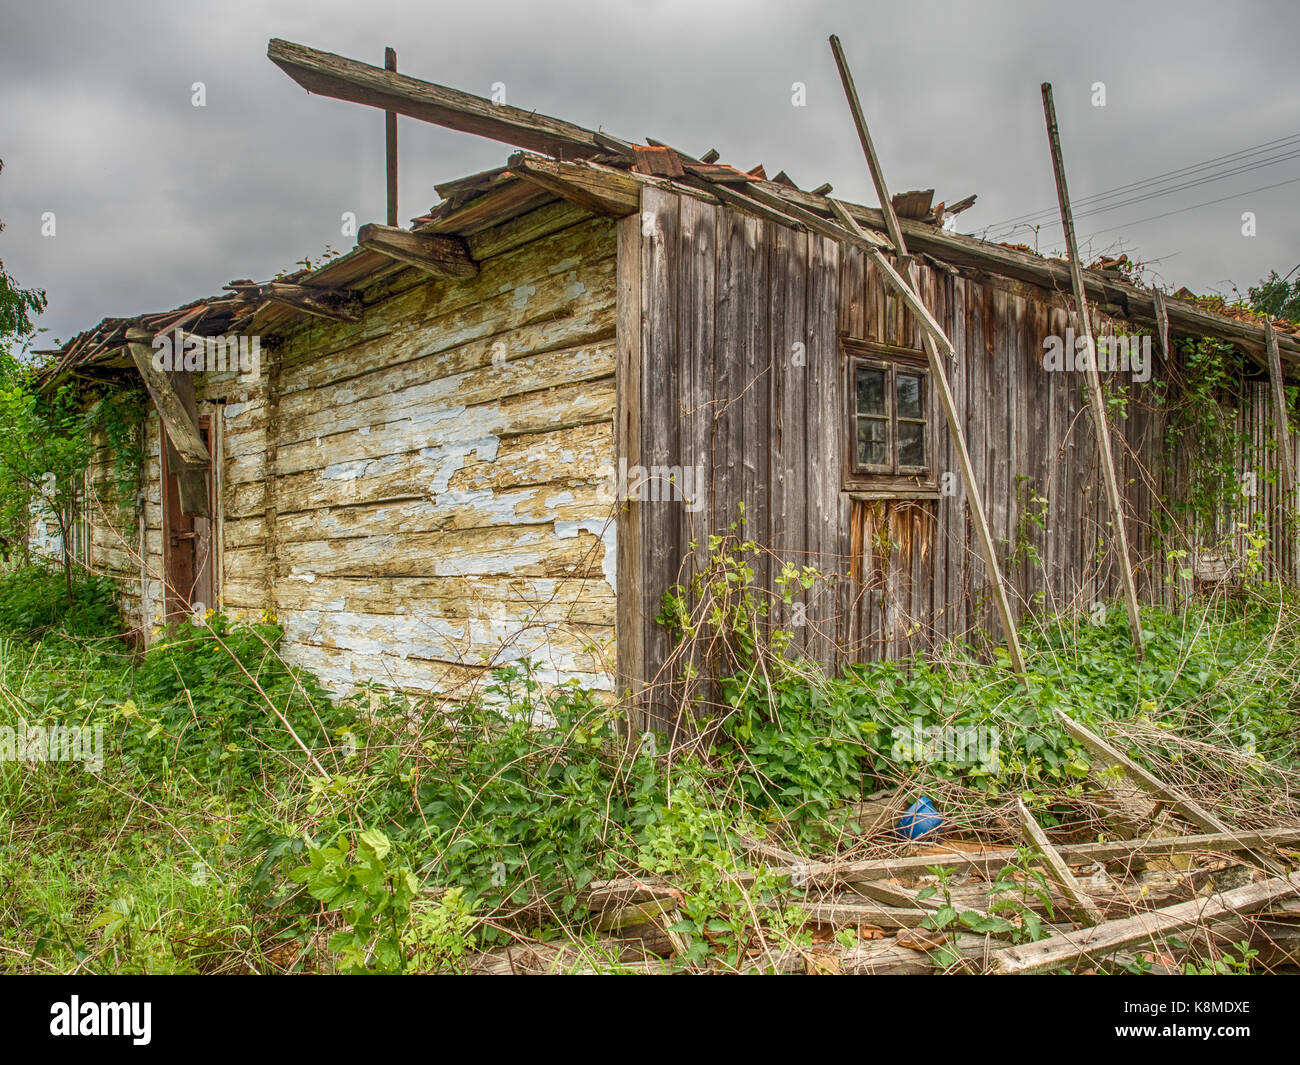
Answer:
[991, 871, 1300, 974]
[615, 211, 646, 719]
[227, 280, 363, 322]
[1055, 710, 1289, 876]
[1041, 82, 1144, 658]
[1154, 286, 1171, 361]
[1018, 798, 1105, 925]
[585, 826, 1300, 913]
[357, 223, 478, 278]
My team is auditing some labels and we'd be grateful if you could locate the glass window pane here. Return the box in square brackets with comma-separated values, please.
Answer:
[856, 367, 886, 416]
[897, 373, 923, 419]
[857, 417, 887, 467]
[898, 420, 926, 467]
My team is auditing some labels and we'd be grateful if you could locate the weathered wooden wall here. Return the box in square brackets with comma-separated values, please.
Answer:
[90, 206, 622, 696]
[626, 187, 1300, 710]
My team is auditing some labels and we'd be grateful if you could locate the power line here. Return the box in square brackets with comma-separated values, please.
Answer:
[985, 150, 1300, 241]
[980, 131, 1300, 234]
[1075, 172, 1300, 242]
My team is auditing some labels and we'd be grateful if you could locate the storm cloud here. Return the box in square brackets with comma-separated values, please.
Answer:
[2, 0, 1297, 346]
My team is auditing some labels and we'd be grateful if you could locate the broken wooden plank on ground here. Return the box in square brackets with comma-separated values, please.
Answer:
[1018, 798, 1105, 925]
[1054, 709, 1289, 876]
[991, 871, 1300, 974]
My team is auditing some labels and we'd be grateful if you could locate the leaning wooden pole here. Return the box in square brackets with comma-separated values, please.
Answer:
[829, 34, 1026, 674]
[1040, 83, 1145, 659]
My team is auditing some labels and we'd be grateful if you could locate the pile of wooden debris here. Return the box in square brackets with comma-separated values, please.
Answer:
[468, 715, 1300, 975]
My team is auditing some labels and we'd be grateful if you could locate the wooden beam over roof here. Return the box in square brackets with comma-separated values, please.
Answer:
[269, 38, 636, 160]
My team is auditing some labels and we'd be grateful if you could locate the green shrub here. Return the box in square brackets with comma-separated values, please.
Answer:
[0, 565, 120, 638]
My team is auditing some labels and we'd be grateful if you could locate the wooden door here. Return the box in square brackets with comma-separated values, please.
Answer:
[161, 414, 215, 623]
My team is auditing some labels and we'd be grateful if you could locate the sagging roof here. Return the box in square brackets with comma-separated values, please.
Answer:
[43, 39, 1300, 383]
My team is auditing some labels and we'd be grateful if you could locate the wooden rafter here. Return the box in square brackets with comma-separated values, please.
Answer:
[356, 223, 478, 278]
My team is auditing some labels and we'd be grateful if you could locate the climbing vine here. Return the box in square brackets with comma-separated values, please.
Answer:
[83, 381, 148, 536]
[1157, 336, 1252, 546]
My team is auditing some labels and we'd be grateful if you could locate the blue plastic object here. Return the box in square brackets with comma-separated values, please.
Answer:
[897, 796, 942, 841]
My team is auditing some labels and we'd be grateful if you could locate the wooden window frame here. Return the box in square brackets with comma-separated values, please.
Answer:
[842, 338, 937, 493]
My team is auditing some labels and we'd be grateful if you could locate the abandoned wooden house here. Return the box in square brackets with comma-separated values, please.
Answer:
[41, 39, 1300, 720]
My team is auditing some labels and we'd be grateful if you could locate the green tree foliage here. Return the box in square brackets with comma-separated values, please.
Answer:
[1248, 268, 1300, 324]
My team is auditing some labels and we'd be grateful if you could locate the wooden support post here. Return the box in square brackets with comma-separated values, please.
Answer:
[357, 223, 478, 278]
[1266, 321, 1297, 582]
[829, 35, 910, 274]
[1266, 320, 1297, 503]
[1041, 83, 1145, 659]
[1055, 709, 1288, 876]
[827, 34, 1026, 674]
[1018, 798, 1104, 925]
[1153, 287, 1171, 362]
[385, 47, 398, 227]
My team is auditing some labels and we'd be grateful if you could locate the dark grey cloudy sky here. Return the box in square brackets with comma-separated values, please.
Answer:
[3, 0, 1298, 346]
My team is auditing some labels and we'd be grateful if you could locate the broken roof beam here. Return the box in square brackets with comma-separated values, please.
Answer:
[227, 281, 362, 322]
[356, 223, 478, 278]
[506, 152, 640, 217]
[269, 38, 636, 160]
[124, 328, 210, 467]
